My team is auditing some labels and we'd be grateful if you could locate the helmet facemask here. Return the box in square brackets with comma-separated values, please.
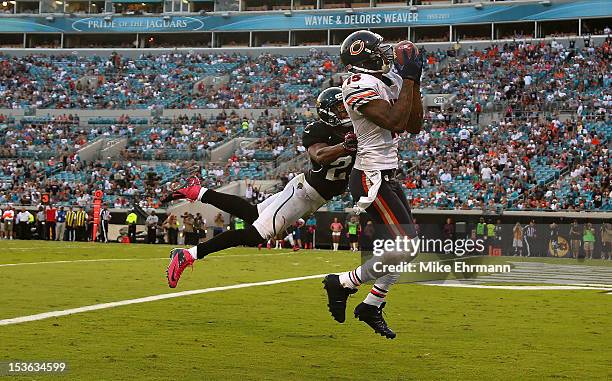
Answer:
[349, 39, 394, 75]
[320, 100, 352, 132]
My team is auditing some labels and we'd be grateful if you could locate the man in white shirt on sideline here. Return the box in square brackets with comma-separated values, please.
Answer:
[16, 207, 32, 240]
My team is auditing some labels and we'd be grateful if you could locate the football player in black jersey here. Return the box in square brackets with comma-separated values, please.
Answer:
[164, 87, 357, 289]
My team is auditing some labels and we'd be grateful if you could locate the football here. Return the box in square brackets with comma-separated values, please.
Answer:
[394, 40, 419, 65]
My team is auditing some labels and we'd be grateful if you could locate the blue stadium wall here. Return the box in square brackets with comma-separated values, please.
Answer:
[0, 0, 610, 33]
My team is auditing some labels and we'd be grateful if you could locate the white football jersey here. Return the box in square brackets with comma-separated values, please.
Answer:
[342, 70, 403, 171]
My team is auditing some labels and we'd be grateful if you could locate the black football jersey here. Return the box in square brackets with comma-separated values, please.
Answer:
[302, 121, 356, 201]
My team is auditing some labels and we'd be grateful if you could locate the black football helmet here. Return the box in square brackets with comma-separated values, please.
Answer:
[340, 30, 393, 75]
[316, 87, 351, 131]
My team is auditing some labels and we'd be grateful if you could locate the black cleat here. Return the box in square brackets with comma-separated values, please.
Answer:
[354, 302, 396, 339]
[323, 274, 357, 323]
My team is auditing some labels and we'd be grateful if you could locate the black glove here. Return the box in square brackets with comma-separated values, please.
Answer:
[342, 132, 357, 152]
[394, 49, 423, 83]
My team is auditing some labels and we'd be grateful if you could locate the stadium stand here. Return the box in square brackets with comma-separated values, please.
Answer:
[0, 0, 610, 215]
[0, 37, 610, 211]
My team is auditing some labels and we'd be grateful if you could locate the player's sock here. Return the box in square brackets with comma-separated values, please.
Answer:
[187, 246, 198, 260]
[194, 226, 265, 259]
[363, 285, 388, 307]
[333, 243, 338, 251]
[197, 187, 208, 201]
[338, 267, 363, 289]
[200, 189, 259, 224]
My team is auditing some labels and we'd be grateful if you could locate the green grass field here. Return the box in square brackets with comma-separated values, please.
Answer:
[1, 241, 610, 380]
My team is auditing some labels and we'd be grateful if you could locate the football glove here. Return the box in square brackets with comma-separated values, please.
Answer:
[343, 132, 358, 152]
[394, 49, 423, 83]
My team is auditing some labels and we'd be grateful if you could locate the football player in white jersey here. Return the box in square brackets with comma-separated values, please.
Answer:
[323, 30, 423, 339]
[163, 87, 358, 289]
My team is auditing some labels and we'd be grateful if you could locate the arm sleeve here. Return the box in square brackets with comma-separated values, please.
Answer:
[302, 123, 330, 149]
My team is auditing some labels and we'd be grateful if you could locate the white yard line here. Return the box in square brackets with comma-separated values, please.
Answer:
[2, 272, 610, 327]
[0, 251, 296, 268]
[0, 274, 327, 326]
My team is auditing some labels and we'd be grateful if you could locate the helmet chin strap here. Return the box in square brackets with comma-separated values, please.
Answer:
[340, 118, 352, 128]
[350, 58, 390, 75]
[350, 65, 386, 74]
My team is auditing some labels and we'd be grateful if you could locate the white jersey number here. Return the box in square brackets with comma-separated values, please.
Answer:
[325, 156, 353, 181]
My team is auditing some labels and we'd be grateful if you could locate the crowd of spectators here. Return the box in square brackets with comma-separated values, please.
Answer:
[423, 38, 612, 117]
[122, 109, 308, 161]
[0, 38, 609, 212]
[0, 50, 339, 109]
[394, 112, 609, 211]
[1, 39, 609, 114]
[0, 113, 136, 158]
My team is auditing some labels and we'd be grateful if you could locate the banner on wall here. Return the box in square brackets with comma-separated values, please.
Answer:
[0, 0, 609, 33]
